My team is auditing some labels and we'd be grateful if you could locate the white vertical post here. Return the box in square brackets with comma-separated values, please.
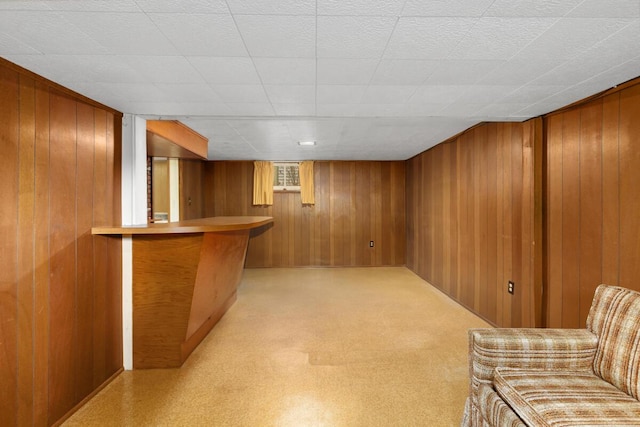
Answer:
[120, 114, 147, 370]
[169, 158, 180, 222]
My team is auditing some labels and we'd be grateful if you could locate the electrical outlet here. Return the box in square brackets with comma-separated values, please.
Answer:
[369, 240, 374, 248]
[508, 281, 514, 294]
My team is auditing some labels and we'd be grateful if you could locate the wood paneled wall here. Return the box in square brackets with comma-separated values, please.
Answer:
[545, 82, 640, 328]
[179, 159, 205, 220]
[406, 120, 542, 327]
[0, 59, 122, 426]
[203, 161, 405, 267]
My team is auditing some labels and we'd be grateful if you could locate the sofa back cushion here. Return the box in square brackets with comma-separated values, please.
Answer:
[586, 284, 640, 399]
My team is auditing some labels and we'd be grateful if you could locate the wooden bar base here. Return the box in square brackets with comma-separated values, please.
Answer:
[93, 216, 272, 369]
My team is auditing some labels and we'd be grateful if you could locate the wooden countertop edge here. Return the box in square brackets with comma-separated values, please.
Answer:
[91, 216, 273, 235]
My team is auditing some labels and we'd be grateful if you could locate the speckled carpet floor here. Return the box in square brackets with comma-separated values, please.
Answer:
[64, 267, 490, 427]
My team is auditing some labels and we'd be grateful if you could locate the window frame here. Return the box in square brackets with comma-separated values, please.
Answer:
[273, 162, 301, 192]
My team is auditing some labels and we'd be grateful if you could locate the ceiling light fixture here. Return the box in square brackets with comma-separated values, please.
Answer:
[298, 141, 316, 146]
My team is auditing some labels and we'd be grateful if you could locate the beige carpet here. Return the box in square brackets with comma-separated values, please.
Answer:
[64, 267, 490, 426]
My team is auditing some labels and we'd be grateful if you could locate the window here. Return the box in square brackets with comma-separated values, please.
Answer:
[273, 162, 300, 191]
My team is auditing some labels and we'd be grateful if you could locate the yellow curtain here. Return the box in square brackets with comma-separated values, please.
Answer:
[252, 161, 274, 205]
[299, 161, 315, 205]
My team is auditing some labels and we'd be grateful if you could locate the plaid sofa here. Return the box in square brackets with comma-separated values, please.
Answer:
[462, 285, 640, 426]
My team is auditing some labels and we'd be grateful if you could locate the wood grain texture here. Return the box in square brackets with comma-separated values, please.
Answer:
[48, 91, 78, 423]
[0, 59, 122, 426]
[92, 216, 273, 235]
[179, 159, 205, 220]
[203, 161, 406, 268]
[0, 59, 19, 427]
[186, 231, 249, 339]
[132, 234, 202, 369]
[544, 81, 640, 328]
[132, 231, 250, 369]
[406, 121, 542, 328]
[146, 120, 208, 159]
[17, 74, 36, 427]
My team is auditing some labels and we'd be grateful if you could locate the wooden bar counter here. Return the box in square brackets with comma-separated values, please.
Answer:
[92, 216, 273, 369]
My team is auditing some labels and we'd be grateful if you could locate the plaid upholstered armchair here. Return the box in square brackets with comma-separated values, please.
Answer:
[462, 284, 640, 426]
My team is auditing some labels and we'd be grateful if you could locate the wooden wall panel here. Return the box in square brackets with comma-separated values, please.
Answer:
[203, 161, 405, 268]
[48, 92, 78, 423]
[0, 60, 19, 427]
[544, 82, 640, 328]
[0, 58, 122, 426]
[179, 160, 204, 220]
[406, 120, 542, 328]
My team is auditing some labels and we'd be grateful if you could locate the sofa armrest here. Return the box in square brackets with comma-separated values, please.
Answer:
[468, 328, 598, 390]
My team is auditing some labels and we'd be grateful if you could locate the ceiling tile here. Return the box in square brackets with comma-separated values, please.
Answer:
[188, 57, 261, 84]
[316, 104, 359, 116]
[119, 56, 204, 83]
[20, 54, 143, 84]
[370, 59, 439, 85]
[42, 0, 140, 11]
[360, 85, 417, 104]
[226, 0, 315, 15]
[264, 85, 315, 104]
[317, 85, 367, 104]
[317, 58, 378, 84]
[483, 0, 583, 17]
[226, 103, 275, 116]
[424, 60, 505, 84]
[400, 103, 447, 116]
[517, 18, 634, 60]
[234, 15, 315, 57]
[212, 84, 270, 103]
[384, 17, 477, 59]
[135, 0, 229, 13]
[497, 85, 566, 103]
[317, 16, 396, 58]
[252, 58, 316, 84]
[533, 22, 640, 85]
[0, 1, 53, 10]
[568, 0, 640, 18]
[129, 102, 232, 116]
[64, 12, 179, 55]
[409, 85, 467, 104]
[448, 18, 557, 60]
[272, 103, 316, 116]
[476, 103, 531, 118]
[287, 119, 344, 140]
[478, 57, 567, 85]
[0, 33, 44, 54]
[317, 0, 406, 16]
[149, 13, 248, 56]
[350, 104, 404, 117]
[453, 85, 519, 103]
[0, 11, 107, 54]
[438, 102, 485, 117]
[401, 0, 495, 17]
[154, 83, 225, 103]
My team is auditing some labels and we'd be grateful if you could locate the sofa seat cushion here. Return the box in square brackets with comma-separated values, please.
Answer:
[494, 368, 640, 426]
[477, 383, 526, 427]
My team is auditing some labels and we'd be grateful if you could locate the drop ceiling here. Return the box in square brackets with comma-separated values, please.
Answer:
[1, 0, 639, 160]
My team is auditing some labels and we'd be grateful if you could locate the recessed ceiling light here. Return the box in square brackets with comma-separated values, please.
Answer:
[298, 141, 316, 146]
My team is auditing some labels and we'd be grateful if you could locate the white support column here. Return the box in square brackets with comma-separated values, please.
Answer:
[169, 158, 180, 222]
[120, 114, 147, 370]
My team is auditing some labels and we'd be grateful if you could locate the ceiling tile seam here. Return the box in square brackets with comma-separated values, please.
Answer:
[223, 0, 275, 117]
[564, 0, 589, 17]
[524, 18, 640, 92]
[477, 0, 498, 18]
[363, 12, 437, 113]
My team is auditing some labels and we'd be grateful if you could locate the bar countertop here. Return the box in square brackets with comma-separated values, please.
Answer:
[92, 216, 273, 235]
